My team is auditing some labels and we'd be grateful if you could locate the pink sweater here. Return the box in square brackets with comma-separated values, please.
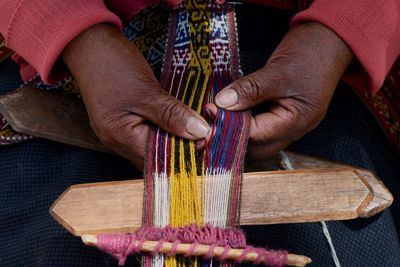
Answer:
[0, 0, 399, 93]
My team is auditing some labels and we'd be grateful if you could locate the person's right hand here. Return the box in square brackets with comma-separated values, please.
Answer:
[62, 24, 210, 169]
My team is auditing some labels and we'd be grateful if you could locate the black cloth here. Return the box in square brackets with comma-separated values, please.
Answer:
[1, 4, 400, 267]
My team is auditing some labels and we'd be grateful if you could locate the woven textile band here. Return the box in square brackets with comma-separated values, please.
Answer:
[90, 4, 287, 266]
[142, 1, 250, 266]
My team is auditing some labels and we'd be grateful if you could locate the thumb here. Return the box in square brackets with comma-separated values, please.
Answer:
[214, 68, 283, 111]
[146, 93, 211, 140]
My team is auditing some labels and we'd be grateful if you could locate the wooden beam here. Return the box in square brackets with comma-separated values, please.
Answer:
[281, 151, 394, 217]
[0, 87, 111, 154]
[50, 167, 391, 237]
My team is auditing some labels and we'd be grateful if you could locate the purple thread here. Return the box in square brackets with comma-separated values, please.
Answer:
[255, 247, 264, 264]
[96, 224, 288, 266]
[184, 242, 199, 257]
[216, 245, 231, 262]
[205, 243, 217, 260]
[151, 239, 165, 256]
[236, 245, 252, 262]
[166, 240, 181, 257]
[265, 249, 289, 267]
[125, 235, 138, 254]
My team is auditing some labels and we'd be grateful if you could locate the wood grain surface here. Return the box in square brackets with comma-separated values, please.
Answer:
[282, 151, 393, 217]
[50, 168, 390, 237]
[0, 87, 111, 153]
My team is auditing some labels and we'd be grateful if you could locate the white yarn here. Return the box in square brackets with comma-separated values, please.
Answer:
[204, 169, 232, 227]
[279, 151, 342, 267]
[320, 221, 342, 267]
[152, 172, 170, 267]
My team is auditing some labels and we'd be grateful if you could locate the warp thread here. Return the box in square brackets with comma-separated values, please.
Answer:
[96, 3, 289, 267]
[96, 224, 287, 266]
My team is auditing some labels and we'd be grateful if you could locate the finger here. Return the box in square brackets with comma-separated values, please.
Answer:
[94, 114, 148, 170]
[214, 68, 284, 111]
[249, 100, 310, 145]
[195, 127, 214, 151]
[116, 123, 148, 170]
[143, 92, 211, 140]
[196, 103, 219, 151]
[205, 103, 218, 120]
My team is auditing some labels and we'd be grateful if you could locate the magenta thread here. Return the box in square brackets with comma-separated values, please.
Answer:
[166, 240, 181, 257]
[205, 243, 217, 260]
[96, 224, 287, 266]
[215, 245, 231, 262]
[184, 242, 198, 257]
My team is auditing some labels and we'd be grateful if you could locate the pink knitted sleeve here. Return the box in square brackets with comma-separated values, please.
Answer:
[0, 0, 123, 83]
[291, 0, 400, 93]
[105, 0, 162, 20]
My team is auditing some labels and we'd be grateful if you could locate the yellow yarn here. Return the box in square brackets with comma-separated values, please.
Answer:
[167, 2, 211, 266]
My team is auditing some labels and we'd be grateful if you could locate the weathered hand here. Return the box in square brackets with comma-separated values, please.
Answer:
[62, 24, 210, 169]
[213, 22, 353, 159]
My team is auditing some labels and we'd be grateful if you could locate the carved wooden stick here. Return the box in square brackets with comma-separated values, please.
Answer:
[50, 168, 392, 236]
[82, 235, 312, 267]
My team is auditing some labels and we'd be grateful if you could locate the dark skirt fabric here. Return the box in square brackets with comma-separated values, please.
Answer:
[1, 4, 400, 267]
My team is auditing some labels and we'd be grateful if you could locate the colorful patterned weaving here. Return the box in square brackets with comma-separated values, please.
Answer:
[144, 1, 251, 266]
[94, 1, 288, 266]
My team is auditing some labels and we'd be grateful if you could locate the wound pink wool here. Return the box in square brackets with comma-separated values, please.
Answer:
[166, 240, 180, 257]
[96, 224, 288, 266]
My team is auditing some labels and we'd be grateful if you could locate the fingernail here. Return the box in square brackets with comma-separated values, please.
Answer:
[215, 89, 238, 108]
[186, 117, 210, 139]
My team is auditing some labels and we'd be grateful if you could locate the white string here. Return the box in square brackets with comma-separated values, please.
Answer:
[204, 169, 231, 227]
[279, 151, 342, 267]
[320, 221, 341, 267]
[279, 151, 294, 170]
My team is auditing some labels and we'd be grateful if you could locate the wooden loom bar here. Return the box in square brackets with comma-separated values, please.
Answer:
[82, 235, 312, 267]
[50, 167, 392, 237]
[0, 87, 111, 154]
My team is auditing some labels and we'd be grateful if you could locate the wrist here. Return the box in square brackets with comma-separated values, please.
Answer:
[294, 22, 353, 78]
[269, 22, 354, 87]
[60, 21, 160, 109]
[62, 23, 121, 70]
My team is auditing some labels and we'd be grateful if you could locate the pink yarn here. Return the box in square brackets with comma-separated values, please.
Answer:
[96, 224, 288, 266]
[184, 242, 199, 257]
[166, 240, 181, 257]
[237, 245, 252, 262]
[204, 243, 217, 260]
[151, 239, 165, 256]
[215, 245, 231, 262]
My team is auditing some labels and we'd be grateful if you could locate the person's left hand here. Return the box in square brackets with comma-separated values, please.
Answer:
[210, 22, 353, 159]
